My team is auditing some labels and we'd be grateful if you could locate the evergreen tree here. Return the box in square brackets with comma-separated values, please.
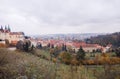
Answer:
[24, 42, 29, 52]
[16, 40, 33, 52]
[76, 46, 85, 61]
[62, 44, 64, 51]
[51, 44, 54, 48]
[47, 43, 50, 48]
[115, 48, 120, 57]
[36, 43, 42, 49]
[16, 40, 24, 50]
[62, 44, 67, 51]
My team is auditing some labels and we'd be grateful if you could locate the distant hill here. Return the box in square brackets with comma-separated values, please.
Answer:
[85, 32, 120, 47]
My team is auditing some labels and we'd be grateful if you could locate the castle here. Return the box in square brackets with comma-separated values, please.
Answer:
[0, 25, 25, 45]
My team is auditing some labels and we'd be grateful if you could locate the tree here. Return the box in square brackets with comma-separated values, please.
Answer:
[23, 40, 31, 52]
[5, 39, 9, 46]
[115, 48, 120, 57]
[87, 32, 120, 47]
[24, 41, 29, 52]
[51, 44, 54, 48]
[36, 43, 42, 49]
[16, 40, 24, 50]
[52, 46, 61, 57]
[59, 52, 72, 64]
[76, 46, 85, 61]
[50, 49, 55, 60]
[16, 40, 33, 52]
[62, 44, 67, 51]
[47, 43, 50, 48]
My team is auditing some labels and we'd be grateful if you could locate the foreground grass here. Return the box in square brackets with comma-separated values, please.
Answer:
[0, 48, 120, 79]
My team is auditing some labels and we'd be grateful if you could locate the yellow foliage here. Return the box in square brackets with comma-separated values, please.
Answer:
[59, 52, 72, 64]
[0, 43, 6, 48]
[110, 57, 120, 64]
[71, 58, 78, 65]
[87, 60, 95, 65]
[52, 58, 57, 63]
[49, 49, 54, 54]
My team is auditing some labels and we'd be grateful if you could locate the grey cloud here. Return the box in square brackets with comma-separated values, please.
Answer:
[0, 0, 120, 34]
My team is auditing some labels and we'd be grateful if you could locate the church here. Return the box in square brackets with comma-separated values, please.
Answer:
[0, 25, 25, 45]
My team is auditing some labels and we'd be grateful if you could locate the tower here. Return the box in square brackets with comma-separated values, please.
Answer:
[0, 25, 3, 30]
[8, 25, 11, 32]
[5, 25, 7, 32]
[0, 25, 4, 32]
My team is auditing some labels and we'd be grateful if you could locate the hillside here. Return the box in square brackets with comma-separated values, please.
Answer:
[0, 48, 120, 79]
[85, 32, 120, 47]
[0, 48, 94, 79]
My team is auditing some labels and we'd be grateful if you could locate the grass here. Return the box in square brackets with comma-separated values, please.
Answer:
[35, 49, 51, 59]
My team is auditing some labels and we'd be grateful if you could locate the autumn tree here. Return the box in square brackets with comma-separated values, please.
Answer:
[52, 46, 61, 57]
[50, 49, 55, 60]
[59, 52, 72, 64]
[5, 39, 9, 47]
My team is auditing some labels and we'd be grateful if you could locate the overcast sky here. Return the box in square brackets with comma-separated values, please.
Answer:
[0, 0, 120, 35]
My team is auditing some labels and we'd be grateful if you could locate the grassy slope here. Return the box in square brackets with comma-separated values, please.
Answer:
[0, 48, 120, 79]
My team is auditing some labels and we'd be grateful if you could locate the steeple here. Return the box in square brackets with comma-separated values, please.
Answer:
[4, 25, 8, 33]
[0, 25, 4, 32]
[8, 25, 11, 32]
[0, 25, 3, 30]
[5, 25, 7, 30]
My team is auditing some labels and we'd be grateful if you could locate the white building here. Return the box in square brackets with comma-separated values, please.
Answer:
[0, 25, 25, 45]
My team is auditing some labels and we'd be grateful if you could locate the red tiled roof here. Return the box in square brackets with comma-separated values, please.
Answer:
[73, 42, 101, 48]
[9, 32, 24, 35]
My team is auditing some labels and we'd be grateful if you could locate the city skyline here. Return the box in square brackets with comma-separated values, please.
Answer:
[0, 0, 120, 35]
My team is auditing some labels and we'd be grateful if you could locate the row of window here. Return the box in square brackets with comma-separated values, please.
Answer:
[9, 35, 24, 38]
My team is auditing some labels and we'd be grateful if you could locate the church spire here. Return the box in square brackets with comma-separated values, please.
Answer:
[5, 25, 7, 30]
[1, 25, 3, 30]
[8, 25, 11, 32]
[4, 25, 8, 33]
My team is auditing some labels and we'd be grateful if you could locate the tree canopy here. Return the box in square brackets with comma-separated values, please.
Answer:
[76, 46, 86, 61]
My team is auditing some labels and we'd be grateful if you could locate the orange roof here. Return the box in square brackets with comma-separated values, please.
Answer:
[73, 42, 101, 48]
[9, 32, 24, 35]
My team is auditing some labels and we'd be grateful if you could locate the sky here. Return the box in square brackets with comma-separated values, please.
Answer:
[0, 0, 120, 35]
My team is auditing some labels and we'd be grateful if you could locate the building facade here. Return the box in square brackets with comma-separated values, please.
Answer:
[0, 25, 25, 45]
